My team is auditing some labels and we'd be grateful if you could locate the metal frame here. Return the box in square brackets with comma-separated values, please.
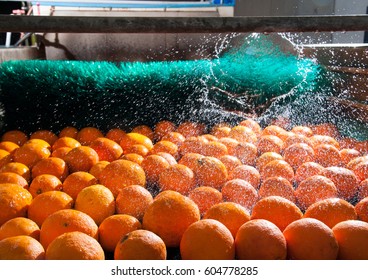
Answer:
[1, 15, 368, 33]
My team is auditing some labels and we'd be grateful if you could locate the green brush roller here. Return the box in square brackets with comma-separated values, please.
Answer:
[0, 34, 323, 134]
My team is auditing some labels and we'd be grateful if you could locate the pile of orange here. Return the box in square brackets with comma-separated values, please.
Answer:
[1, 120, 368, 260]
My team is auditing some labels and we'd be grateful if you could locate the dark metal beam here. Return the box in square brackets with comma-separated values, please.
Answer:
[1, 15, 368, 33]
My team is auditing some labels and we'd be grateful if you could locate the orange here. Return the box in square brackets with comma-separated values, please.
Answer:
[231, 142, 257, 165]
[235, 219, 287, 260]
[75, 184, 115, 225]
[192, 156, 228, 190]
[179, 136, 207, 155]
[332, 220, 368, 260]
[0, 235, 45, 260]
[155, 152, 177, 166]
[98, 214, 142, 252]
[238, 118, 262, 135]
[261, 125, 290, 142]
[141, 154, 170, 185]
[153, 120, 176, 141]
[131, 125, 154, 141]
[290, 125, 313, 137]
[283, 143, 315, 170]
[255, 152, 283, 173]
[115, 185, 153, 221]
[304, 198, 357, 228]
[30, 130, 58, 146]
[177, 152, 204, 170]
[39, 209, 98, 249]
[355, 197, 368, 222]
[295, 175, 337, 211]
[261, 159, 294, 183]
[0, 149, 12, 169]
[188, 186, 223, 217]
[201, 134, 219, 142]
[114, 229, 166, 260]
[119, 132, 153, 151]
[283, 218, 338, 260]
[353, 160, 368, 181]
[0, 141, 19, 153]
[219, 155, 242, 173]
[321, 166, 360, 202]
[27, 191, 74, 227]
[211, 126, 231, 138]
[228, 125, 257, 144]
[309, 135, 339, 149]
[251, 196, 303, 231]
[202, 141, 228, 158]
[51, 147, 72, 159]
[228, 165, 260, 189]
[51, 137, 81, 151]
[314, 144, 342, 167]
[258, 176, 296, 203]
[218, 137, 239, 155]
[119, 153, 144, 165]
[203, 202, 250, 238]
[346, 155, 368, 170]
[257, 135, 284, 155]
[0, 162, 30, 182]
[89, 137, 123, 162]
[1, 130, 28, 146]
[177, 121, 206, 138]
[62, 171, 98, 200]
[12, 142, 51, 168]
[105, 128, 126, 143]
[24, 138, 51, 150]
[99, 159, 146, 197]
[161, 132, 186, 147]
[0, 172, 28, 189]
[89, 160, 110, 180]
[28, 174, 63, 197]
[294, 161, 324, 185]
[338, 137, 358, 149]
[283, 133, 312, 148]
[76, 126, 104, 145]
[340, 148, 360, 166]
[58, 126, 78, 139]
[221, 179, 258, 211]
[46, 231, 104, 260]
[64, 146, 99, 173]
[355, 140, 368, 154]
[357, 179, 368, 201]
[31, 157, 69, 182]
[142, 190, 200, 247]
[0, 184, 32, 226]
[158, 164, 196, 195]
[180, 219, 235, 260]
[0, 217, 40, 241]
[123, 144, 149, 156]
[310, 123, 340, 138]
[149, 140, 179, 160]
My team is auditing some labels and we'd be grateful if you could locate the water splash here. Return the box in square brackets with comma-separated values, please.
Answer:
[2, 32, 365, 138]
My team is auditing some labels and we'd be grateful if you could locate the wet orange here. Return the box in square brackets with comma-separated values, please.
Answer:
[98, 159, 146, 197]
[64, 146, 99, 173]
[304, 198, 357, 228]
[221, 179, 259, 211]
[98, 214, 142, 252]
[180, 219, 235, 260]
[235, 219, 287, 260]
[295, 175, 338, 211]
[283, 218, 338, 260]
[76, 127, 104, 145]
[28, 174, 63, 197]
[115, 185, 153, 221]
[258, 176, 296, 203]
[188, 186, 223, 217]
[251, 196, 303, 232]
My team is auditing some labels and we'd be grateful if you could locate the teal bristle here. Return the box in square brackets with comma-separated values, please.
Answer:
[0, 34, 334, 134]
